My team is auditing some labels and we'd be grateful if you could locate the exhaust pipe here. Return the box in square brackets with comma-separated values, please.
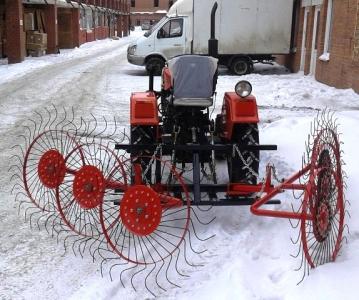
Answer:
[208, 2, 218, 57]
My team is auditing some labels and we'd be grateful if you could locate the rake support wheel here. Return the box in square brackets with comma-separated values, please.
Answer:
[301, 125, 344, 268]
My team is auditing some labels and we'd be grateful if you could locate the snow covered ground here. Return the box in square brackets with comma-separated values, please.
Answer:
[1, 29, 359, 300]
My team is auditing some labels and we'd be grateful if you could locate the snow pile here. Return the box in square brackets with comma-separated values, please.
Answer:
[0, 35, 359, 300]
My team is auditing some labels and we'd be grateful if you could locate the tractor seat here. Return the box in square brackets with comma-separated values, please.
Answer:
[168, 55, 218, 107]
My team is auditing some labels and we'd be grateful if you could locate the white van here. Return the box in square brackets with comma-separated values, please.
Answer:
[127, 0, 295, 75]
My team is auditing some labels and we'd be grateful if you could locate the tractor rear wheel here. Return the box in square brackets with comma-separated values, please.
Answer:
[130, 125, 157, 183]
[227, 124, 259, 184]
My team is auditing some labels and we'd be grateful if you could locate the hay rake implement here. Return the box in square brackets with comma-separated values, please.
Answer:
[10, 4, 347, 296]
[11, 89, 347, 296]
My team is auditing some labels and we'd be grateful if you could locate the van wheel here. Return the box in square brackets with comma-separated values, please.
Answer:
[230, 58, 252, 76]
[146, 57, 165, 76]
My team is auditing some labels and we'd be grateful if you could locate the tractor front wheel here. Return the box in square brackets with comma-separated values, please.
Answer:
[130, 125, 157, 183]
[227, 124, 259, 184]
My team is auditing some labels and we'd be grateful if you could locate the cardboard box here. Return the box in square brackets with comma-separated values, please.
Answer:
[24, 13, 35, 31]
[28, 49, 46, 57]
[26, 31, 47, 46]
[26, 43, 46, 51]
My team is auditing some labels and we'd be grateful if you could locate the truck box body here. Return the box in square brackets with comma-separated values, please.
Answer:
[127, 0, 295, 74]
[192, 0, 294, 55]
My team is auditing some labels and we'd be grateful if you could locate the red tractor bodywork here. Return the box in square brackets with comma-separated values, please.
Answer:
[221, 93, 259, 140]
[161, 67, 172, 91]
[130, 92, 159, 126]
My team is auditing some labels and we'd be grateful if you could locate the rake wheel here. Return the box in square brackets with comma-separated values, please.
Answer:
[23, 130, 82, 212]
[56, 142, 127, 237]
[301, 125, 344, 268]
[100, 156, 190, 265]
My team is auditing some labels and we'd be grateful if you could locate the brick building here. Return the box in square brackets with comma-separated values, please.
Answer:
[130, 0, 176, 27]
[283, 0, 359, 93]
[0, 0, 130, 64]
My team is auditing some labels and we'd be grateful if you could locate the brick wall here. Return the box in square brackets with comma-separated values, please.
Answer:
[130, 0, 175, 12]
[315, 0, 359, 92]
[45, 5, 58, 54]
[130, 0, 176, 26]
[286, 0, 359, 93]
[58, 8, 74, 48]
[3, 0, 130, 63]
[5, 0, 25, 63]
[353, 0, 359, 62]
[0, 1, 5, 58]
[131, 13, 166, 26]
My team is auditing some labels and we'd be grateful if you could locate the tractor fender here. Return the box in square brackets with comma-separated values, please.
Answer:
[130, 92, 159, 126]
[220, 92, 259, 140]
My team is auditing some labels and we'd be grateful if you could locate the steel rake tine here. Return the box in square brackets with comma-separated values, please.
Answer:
[144, 264, 158, 297]
[182, 238, 204, 268]
[189, 218, 215, 242]
[154, 259, 167, 292]
[10, 144, 25, 157]
[175, 247, 190, 278]
[120, 263, 138, 289]
[29, 208, 43, 230]
[11, 183, 25, 194]
[165, 254, 181, 289]
[190, 206, 216, 225]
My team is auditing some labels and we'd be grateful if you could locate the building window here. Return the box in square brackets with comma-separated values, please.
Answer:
[86, 9, 93, 30]
[154, 0, 159, 7]
[131, 0, 135, 8]
[321, 0, 334, 60]
[80, 9, 86, 30]
[98, 13, 102, 28]
[94, 10, 98, 27]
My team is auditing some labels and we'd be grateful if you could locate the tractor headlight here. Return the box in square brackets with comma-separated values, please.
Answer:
[235, 80, 252, 98]
[128, 45, 137, 55]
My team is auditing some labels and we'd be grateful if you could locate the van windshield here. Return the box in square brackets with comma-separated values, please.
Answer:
[144, 17, 168, 37]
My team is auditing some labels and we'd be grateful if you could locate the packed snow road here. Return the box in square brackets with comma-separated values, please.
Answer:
[1, 30, 359, 300]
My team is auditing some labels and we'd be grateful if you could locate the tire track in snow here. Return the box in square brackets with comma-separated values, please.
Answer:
[0, 39, 135, 300]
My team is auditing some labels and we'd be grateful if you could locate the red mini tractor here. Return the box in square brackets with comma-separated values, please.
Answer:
[13, 3, 346, 296]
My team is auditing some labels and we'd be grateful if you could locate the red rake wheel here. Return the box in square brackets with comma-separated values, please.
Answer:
[56, 143, 127, 237]
[38, 150, 66, 189]
[301, 127, 344, 268]
[23, 130, 83, 212]
[73, 165, 105, 210]
[100, 156, 190, 265]
[120, 185, 162, 236]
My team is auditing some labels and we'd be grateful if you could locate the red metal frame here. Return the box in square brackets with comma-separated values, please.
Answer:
[59, 158, 316, 220]
[249, 164, 313, 221]
[64, 161, 183, 211]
